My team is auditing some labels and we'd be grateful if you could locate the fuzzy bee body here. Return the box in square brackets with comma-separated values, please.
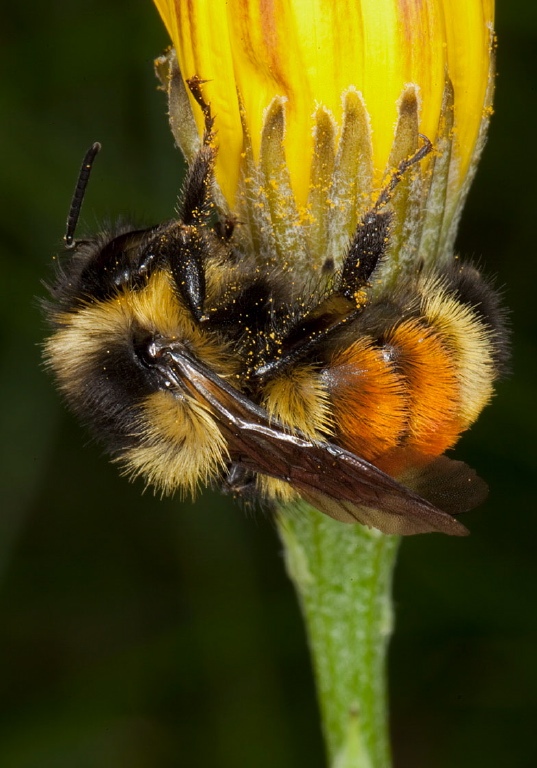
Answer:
[44, 107, 506, 536]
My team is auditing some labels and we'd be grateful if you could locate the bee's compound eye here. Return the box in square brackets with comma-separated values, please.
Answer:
[132, 329, 160, 369]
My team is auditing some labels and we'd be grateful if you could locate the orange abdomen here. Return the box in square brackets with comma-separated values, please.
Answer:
[322, 336, 408, 463]
[323, 319, 464, 476]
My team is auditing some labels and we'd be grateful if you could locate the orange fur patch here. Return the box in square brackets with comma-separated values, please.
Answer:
[323, 337, 408, 462]
[384, 318, 462, 456]
[420, 276, 496, 428]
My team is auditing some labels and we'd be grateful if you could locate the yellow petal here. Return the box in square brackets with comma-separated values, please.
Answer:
[442, 0, 495, 183]
[153, 0, 494, 210]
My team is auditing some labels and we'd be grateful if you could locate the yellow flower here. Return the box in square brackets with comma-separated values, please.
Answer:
[154, 0, 494, 217]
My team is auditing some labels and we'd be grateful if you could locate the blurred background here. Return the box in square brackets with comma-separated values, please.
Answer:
[1, 1, 536, 766]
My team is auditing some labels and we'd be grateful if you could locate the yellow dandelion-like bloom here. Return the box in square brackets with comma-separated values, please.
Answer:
[154, 0, 494, 279]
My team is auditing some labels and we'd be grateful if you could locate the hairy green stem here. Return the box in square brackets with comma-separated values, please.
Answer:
[277, 503, 400, 768]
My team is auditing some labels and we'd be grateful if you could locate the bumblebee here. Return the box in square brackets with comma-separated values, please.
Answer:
[44, 89, 506, 537]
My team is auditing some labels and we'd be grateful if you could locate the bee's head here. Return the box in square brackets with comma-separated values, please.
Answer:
[44, 226, 236, 496]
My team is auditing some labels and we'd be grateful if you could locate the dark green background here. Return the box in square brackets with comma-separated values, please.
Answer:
[1, 2, 535, 766]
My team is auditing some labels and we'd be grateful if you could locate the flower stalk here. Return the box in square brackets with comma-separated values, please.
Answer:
[279, 505, 399, 768]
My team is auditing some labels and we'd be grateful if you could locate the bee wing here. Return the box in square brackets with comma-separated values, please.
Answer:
[161, 347, 481, 536]
[295, 453, 488, 536]
[238, 441, 479, 537]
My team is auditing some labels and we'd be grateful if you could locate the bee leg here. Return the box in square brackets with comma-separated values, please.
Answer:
[373, 134, 432, 210]
[338, 134, 433, 299]
[214, 216, 236, 242]
[166, 78, 218, 321]
[180, 76, 216, 226]
[186, 76, 215, 145]
[220, 463, 259, 499]
[338, 207, 392, 300]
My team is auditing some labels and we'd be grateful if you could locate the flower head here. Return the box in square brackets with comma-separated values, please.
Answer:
[154, 0, 494, 274]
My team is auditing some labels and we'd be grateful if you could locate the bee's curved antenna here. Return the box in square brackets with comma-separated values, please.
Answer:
[64, 142, 101, 249]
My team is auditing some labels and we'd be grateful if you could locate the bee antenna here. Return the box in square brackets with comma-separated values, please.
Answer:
[64, 142, 101, 249]
[374, 134, 433, 211]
